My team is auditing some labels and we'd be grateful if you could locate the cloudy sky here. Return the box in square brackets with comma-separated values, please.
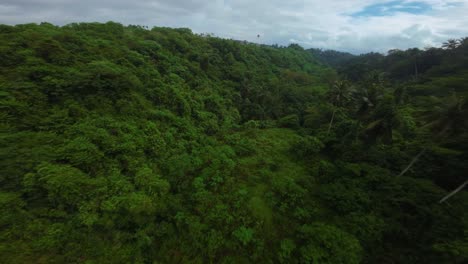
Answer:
[1, 0, 467, 53]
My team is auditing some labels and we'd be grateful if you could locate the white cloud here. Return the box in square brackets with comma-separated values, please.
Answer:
[0, 0, 467, 54]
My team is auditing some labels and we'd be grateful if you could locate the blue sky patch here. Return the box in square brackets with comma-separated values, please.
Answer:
[351, 1, 432, 17]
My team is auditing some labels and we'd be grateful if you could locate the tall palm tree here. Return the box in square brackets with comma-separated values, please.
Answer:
[363, 95, 399, 144]
[442, 39, 460, 50]
[350, 72, 389, 143]
[355, 71, 386, 119]
[326, 80, 352, 134]
[398, 95, 467, 177]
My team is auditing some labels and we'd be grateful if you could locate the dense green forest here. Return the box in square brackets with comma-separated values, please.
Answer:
[1, 22, 467, 263]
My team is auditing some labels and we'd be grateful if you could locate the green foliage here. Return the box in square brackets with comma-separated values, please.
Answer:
[233, 226, 254, 246]
[278, 239, 296, 263]
[24, 163, 95, 207]
[299, 223, 362, 264]
[291, 136, 324, 158]
[278, 114, 300, 128]
[0, 22, 467, 263]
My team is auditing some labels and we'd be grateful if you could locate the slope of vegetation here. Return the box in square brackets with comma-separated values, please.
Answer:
[308, 48, 355, 68]
[0, 22, 467, 263]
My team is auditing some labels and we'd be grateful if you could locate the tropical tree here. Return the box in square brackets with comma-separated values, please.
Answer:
[354, 71, 386, 118]
[326, 80, 352, 134]
[363, 95, 400, 144]
[442, 39, 460, 50]
[398, 95, 468, 177]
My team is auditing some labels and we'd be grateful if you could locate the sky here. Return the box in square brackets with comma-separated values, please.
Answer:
[0, 0, 467, 54]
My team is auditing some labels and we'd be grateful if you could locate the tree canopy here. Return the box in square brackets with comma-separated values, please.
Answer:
[0, 22, 467, 263]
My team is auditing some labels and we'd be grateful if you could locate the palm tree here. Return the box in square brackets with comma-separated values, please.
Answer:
[459, 37, 468, 48]
[355, 71, 386, 118]
[326, 80, 352, 134]
[442, 39, 460, 50]
[363, 95, 399, 144]
[398, 95, 467, 177]
[350, 72, 389, 143]
[397, 148, 428, 177]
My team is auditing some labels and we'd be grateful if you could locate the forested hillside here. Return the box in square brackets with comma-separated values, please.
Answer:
[1, 22, 467, 263]
[307, 48, 355, 68]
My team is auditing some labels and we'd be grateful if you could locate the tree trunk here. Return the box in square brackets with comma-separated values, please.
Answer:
[414, 62, 418, 78]
[439, 180, 468, 203]
[327, 108, 336, 135]
[398, 125, 451, 177]
[398, 148, 427, 177]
